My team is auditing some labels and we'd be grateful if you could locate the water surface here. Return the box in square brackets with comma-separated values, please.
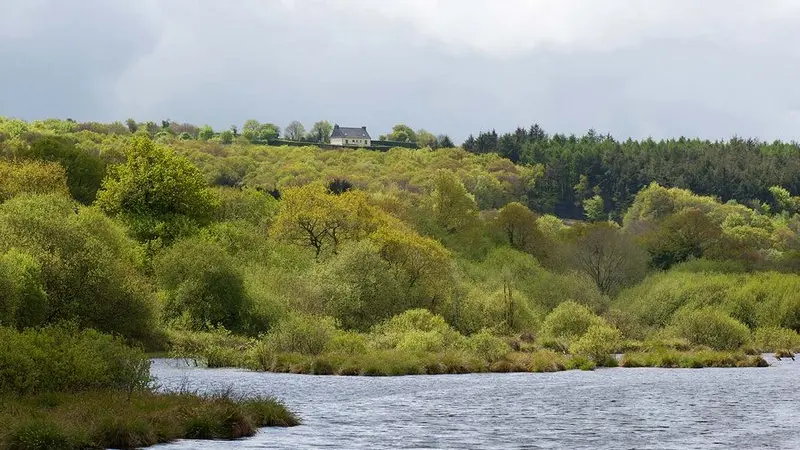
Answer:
[151, 357, 800, 449]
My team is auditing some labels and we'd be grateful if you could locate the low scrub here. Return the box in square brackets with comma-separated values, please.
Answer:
[167, 327, 255, 368]
[752, 326, 800, 352]
[668, 307, 750, 350]
[0, 324, 150, 395]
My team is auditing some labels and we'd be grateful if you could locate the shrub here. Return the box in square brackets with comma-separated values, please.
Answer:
[527, 350, 567, 372]
[752, 326, 800, 352]
[538, 301, 606, 347]
[0, 249, 48, 329]
[371, 309, 466, 351]
[0, 159, 69, 202]
[467, 330, 511, 362]
[0, 325, 151, 395]
[669, 307, 751, 350]
[167, 327, 255, 368]
[569, 324, 623, 364]
[260, 314, 339, 355]
[156, 236, 251, 332]
[325, 331, 369, 355]
[0, 195, 156, 342]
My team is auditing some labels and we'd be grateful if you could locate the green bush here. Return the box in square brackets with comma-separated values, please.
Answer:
[538, 301, 606, 346]
[324, 331, 369, 355]
[167, 327, 254, 368]
[260, 314, 339, 355]
[156, 236, 251, 332]
[569, 324, 623, 364]
[0, 249, 48, 329]
[0, 325, 150, 395]
[0, 194, 156, 342]
[467, 330, 511, 362]
[752, 326, 800, 352]
[371, 309, 466, 351]
[669, 307, 750, 350]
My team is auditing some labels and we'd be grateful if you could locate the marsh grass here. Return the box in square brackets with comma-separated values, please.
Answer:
[620, 350, 768, 368]
[0, 391, 299, 450]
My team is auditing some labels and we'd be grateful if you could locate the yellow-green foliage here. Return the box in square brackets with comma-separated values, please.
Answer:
[752, 326, 800, 352]
[467, 330, 511, 362]
[569, 324, 623, 363]
[0, 160, 69, 202]
[539, 301, 607, 347]
[167, 327, 255, 368]
[371, 309, 467, 352]
[0, 194, 155, 342]
[668, 307, 750, 350]
[0, 249, 47, 328]
[260, 314, 339, 355]
[0, 325, 150, 395]
[615, 271, 800, 332]
[187, 144, 541, 211]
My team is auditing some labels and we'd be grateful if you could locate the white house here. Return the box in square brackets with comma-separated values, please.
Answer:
[330, 125, 371, 147]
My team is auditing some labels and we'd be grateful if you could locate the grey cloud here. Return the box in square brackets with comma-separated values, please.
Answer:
[1, 0, 799, 142]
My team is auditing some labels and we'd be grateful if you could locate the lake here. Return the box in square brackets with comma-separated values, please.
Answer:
[150, 356, 800, 449]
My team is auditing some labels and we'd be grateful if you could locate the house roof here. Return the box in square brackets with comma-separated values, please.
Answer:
[330, 125, 371, 139]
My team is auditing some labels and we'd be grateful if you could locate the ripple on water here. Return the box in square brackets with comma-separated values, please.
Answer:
[150, 358, 800, 450]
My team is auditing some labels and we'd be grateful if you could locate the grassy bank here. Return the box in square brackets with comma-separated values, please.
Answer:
[621, 350, 769, 369]
[166, 308, 771, 375]
[0, 391, 298, 450]
[0, 325, 299, 450]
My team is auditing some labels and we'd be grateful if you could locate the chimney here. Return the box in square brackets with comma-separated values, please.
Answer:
[362, 126, 367, 130]
[334, 124, 340, 129]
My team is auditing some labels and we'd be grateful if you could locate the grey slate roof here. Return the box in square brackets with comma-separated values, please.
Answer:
[330, 125, 371, 139]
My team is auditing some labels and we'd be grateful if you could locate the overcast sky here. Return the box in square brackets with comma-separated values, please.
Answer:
[2, 0, 799, 142]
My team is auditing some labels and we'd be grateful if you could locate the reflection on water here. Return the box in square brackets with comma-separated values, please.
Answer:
[150, 357, 799, 449]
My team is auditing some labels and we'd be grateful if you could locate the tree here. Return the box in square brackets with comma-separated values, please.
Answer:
[271, 183, 378, 259]
[309, 240, 402, 330]
[416, 129, 437, 148]
[95, 137, 218, 243]
[431, 171, 478, 234]
[0, 194, 156, 341]
[242, 120, 280, 143]
[20, 134, 106, 204]
[198, 125, 214, 141]
[219, 129, 234, 144]
[570, 223, 647, 295]
[494, 202, 543, 252]
[155, 236, 251, 332]
[125, 118, 138, 133]
[284, 121, 306, 141]
[307, 121, 333, 143]
[385, 124, 417, 143]
[437, 134, 455, 148]
[770, 186, 799, 215]
[370, 222, 452, 310]
[644, 208, 722, 270]
[583, 195, 606, 222]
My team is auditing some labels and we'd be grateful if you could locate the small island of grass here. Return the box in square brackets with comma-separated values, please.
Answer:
[0, 326, 299, 450]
